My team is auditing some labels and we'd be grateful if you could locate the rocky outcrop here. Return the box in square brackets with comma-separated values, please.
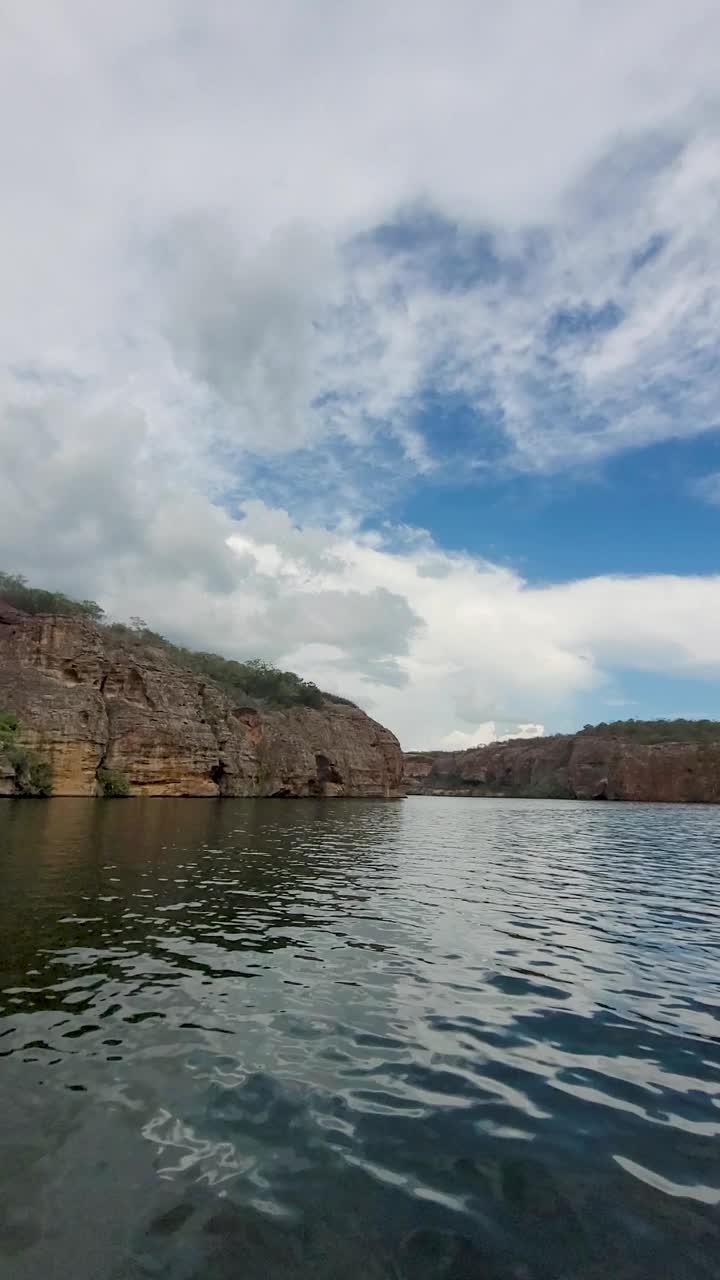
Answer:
[402, 752, 436, 790]
[0, 602, 28, 626]
[404, 733, 720, 803]
[0, 614, 404, 798]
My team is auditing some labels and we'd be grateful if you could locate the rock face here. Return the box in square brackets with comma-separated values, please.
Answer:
[0, 614, 404, 798]
[0, 754, 15, 796]
[402, 753, 436, 790]
[404, 734, 720, 803]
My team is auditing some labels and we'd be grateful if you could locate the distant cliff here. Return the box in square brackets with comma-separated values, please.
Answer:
[404, 725, 720, 803]
[0, 611, 403, 798]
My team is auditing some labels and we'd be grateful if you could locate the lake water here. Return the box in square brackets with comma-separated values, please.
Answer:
[1, 797, 719, 1280]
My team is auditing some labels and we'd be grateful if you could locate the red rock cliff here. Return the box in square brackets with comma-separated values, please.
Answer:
[0, 614, 404, 798]
[404, 733, 720, 803]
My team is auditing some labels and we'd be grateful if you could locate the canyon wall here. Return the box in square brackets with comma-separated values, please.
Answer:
[0, 613, 404, 798]
[404, 733, 720, 803]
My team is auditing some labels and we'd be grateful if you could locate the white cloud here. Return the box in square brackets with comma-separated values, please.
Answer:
[439, 723, 546, 751]
[4, 388, 718, 746]
[693, 472, 720, 505]
[1, 328, 718, 739]
[1, 1, 719, 496]
[119, 519, 720, 747]
[1, 3, 720, 745]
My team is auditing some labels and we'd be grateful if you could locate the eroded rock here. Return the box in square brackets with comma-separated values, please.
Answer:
[404, 733, 720, 803]
[0, 615, 404, 798]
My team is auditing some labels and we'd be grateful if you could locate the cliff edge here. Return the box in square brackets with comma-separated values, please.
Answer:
[0, 612, 404, 798]
[404, 728, 720, 804]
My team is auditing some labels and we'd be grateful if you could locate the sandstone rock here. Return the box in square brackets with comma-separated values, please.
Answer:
[404, 733, 720, 803]
[402, 753, 436, 791]
[0, 602, 28, 626]
[0, 614, 404, 798]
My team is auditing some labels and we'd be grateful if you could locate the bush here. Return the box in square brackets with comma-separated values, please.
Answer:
[159, 649, 325, 709]
[11, 752, 53, 797]
[0, 710, 18, 746]
[0, 708, 53, 796]
[105, 626, 325, 708]
[5, 746, 52, 796]
[580, 718, 720, 745]
[0, 571, 104, 623]
[97, 767, 130, 797]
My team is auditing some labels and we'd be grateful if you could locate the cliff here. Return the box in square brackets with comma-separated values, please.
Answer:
[404, 731, 720, 803]
[0, 613, 404, 798]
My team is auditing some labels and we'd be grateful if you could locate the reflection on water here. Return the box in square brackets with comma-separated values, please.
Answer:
[1, 797, 719, 1279]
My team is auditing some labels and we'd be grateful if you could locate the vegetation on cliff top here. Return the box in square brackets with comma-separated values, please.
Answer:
[4, 572, 717, 738]
[0, 571, 104, 623]
[408, 718, 720, 758]
[105, 621, 326, 709]
[579, 719, 720, 744]
[0, 571, 346, 711]
[0, 710, 53, 797]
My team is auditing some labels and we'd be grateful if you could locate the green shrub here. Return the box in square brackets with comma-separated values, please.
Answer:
[580, 718, 720, 745]
[97, 767, 130, 797]
[5, 745, 52, 797]
[19, 755, 52, 797]
[105, 626, 325, 708]
[0, 710, 18, 747]
[0, 571, 104, 623]
[0, 709, 52, 796]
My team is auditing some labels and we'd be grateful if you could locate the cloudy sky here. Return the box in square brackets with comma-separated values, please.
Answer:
[2, 1, 720, 748]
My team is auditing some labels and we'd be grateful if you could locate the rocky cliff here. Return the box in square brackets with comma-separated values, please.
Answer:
[0, 613, 404, 798]
[404, 732, 720, 803]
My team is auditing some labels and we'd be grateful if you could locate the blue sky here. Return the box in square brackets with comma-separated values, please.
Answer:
[1, 2, 719, 748]
[394, 436, 720, 584]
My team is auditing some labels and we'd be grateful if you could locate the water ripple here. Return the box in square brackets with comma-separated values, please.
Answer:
[1, 796, 720, 1278]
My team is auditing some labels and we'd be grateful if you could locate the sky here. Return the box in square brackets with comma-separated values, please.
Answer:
[1, 1, 720, 749]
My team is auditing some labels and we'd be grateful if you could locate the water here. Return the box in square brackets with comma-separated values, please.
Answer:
[1, 798, 719, 1280]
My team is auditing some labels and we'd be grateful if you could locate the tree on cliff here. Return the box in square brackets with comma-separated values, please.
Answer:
[0, 572, 104, 623]
[581, 718, 720, 745]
